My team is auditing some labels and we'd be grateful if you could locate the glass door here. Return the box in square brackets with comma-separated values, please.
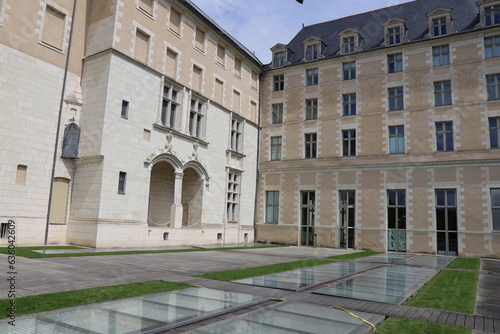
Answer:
[436, 189, 458, 255]
[387, 190, 406, 252]
[301, 191, 315, 246]
[339, 190, 355, 249]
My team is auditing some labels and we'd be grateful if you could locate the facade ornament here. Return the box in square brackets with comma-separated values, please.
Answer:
[189, 141, 199, 161]
[164, 132, 174, 154]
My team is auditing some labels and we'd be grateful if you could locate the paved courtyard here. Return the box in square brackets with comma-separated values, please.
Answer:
[0, 246, 499, 333]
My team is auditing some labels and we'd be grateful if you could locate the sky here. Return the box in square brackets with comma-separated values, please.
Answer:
[192, 0, 411, 64]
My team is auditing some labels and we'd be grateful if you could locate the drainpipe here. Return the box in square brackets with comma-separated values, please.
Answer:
[252, 73, 263, 244]
[44, 0, 78, 245]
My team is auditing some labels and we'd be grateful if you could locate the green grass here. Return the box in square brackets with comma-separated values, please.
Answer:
[326, 251, 381, 260]
[375, 318, 471, 334]
[0, 280, 191, 319]
[446, 258, 480, 271]
[0, 245, 285, 259]
[195, 259, 333, 281]
[405, 270, 478, 314]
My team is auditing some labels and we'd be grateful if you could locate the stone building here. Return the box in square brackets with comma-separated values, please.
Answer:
[257, 0, 500, 257]
[0, 0, 261, 247]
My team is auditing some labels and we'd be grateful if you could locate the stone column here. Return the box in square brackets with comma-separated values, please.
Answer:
[172, 172, 184, 228]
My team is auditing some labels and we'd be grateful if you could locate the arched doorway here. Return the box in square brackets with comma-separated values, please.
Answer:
[147, 161, 175, 227]
[181, 167, 203, 226]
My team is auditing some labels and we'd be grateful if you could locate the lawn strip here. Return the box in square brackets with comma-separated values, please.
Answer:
[446, 258, 480, 271]
[195, 259, 333, 281]
[326, 251, 381, 260]
[374, 318, 471, 334]
[0, 245, 285, 259]
[404, 270, 478, 314]
[0, 280, 191, 319]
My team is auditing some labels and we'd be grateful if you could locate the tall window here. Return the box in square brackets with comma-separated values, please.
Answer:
[490, 117, 500, 148]
[343, 37, 355, 54]
[304, 133, 317, 159]
[195, 27, 205, 51]
[436, 121, 454, 151]
[485, 6, 500, 26]
[389, 125, 405, 154]
[433, 45, 450, 66]
[487, 74, 500, 100]
[387, 27, 401, 45]
[388, 53, 403, 73]
[273, 51, 285, 67]
[192, 65, 203, 92]
[343, 93, 356, 116]
[161, 85, 180, 129]
[231, 118, 242, 152]
[436, 189, 458, 255]
[306, 44, 318, 61]
[388, 87, 404, 111]
[432, 17, 447, 36]
[169, 7, 181, 34]
[387, 190, 406, 252]
[306, 68, 318, 86]
[234, 58, 242, 78]
[217, 44, 226, 66]
[266, 191, 280, 224]
[16, 165, 27, 186]
[270, 136, 282, 161]
[342, 130, 356, 157]
[121, 100, 129, 119]
[305, 98, 318, 120]
[485, 36, 500, 58]
[166, 49, 177, 79]
[492, 189, 500, 231]
[434, 81, 452, 106]
[227, 172, 240, 221]
[273, 74, 284, 91]
[189, 97, 205, 138]
[42, 6, 66, 50]
[272, 104, 283, 124]
[343, 62, 356, 80]
[118, 171, 127, 195]
[139, 0, 153, 14]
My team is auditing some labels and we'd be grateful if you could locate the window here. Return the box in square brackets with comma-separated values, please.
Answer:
[436, 121, 454, 151]
[272, 104, 283, 124]
[215, 79, 224, 104]
[169, 7, 181, 34]
[305, 98, 318, 120]
[433, 45, 450, 66]
[166, 49, 177, 78]
[388, 87, 404, 111]
[306, 68, 318, 86]
[342, 130, 356, 157]
[434, 81, 452, 106]
[143, 129, 151, 141]
[487, 74, 500, 100]
[139, 0, 153, 14]
[189, 97, 205, 138]
[227, 172, 240, 221]
[0, 223, 8, 238]
[432, 17, 447, 36]
[232, 90, 241, 113]
[388, 53, 403, 73]
[273, 51, 285, 67]
[389, 125, 405, 154]
[234, 58, 242, 78]
[343, 37, 355, 54]
[121, 100, 129, 119]
[42, 6, 65, 50]
[195, 27, 205, 51]
[217, 44, 225, 66]
[49, 177, 70, 224]
[266, 191, 280, 224]
[489, 117, 500, 148]
[134, 29, 149, 63]
[251, 71, 258, 90]
[387, 190, 406, 252]
[16, 165, 27, 186]
[343, 93, 356, 116]
[387, 27, 401, 45]
[161, 84, 180, 129]
[304, 133, 317, 159]
[192, 65, 202, 92]
[492, 189, 500, 231]
[118, 171, 127, 194]
[270, 136, 282, 161]
[231, 118, 242, 152]
[306, 44, 318, 61]
[343, 62, 356, 80]
[273, 74, 284, 91]
[485, 6, 500, 26]
[436, 189, 458, 255]
[485, 36, 500, 58]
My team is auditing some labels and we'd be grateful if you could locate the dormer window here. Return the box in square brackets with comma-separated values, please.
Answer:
[303, 37, 323, 62]
[478, 1, 500, 27]
[270, 43, 289, 68]
[383, 19, 407, 46]
[338, 29, 361, 55]
[426, 8, 453, 38]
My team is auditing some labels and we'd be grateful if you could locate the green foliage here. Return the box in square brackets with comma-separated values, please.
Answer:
[375, 318, 471, 334]
[195, 259, 333, 281]
[405, 271, 478, 314]
[326, 251, 381, 260]
[0, 280, 191, 319]
[446, 258, 480, 271]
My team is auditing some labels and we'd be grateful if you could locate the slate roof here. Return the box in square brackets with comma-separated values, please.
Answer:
[268, 0, 482, 69]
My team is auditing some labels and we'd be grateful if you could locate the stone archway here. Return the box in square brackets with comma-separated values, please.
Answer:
[181, 167, 203, 227]
[147, 161, 176, 227]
